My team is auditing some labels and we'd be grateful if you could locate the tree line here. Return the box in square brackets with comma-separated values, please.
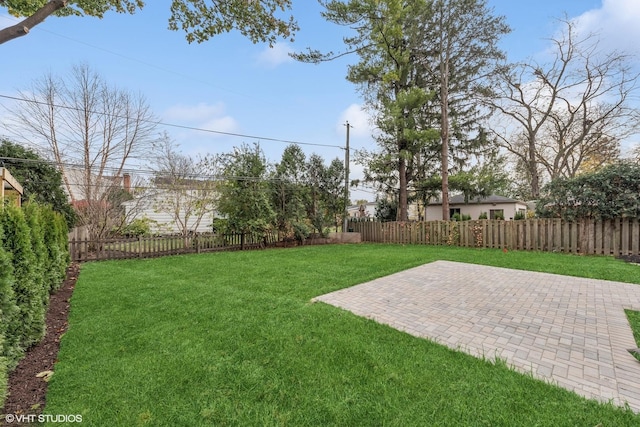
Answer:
[3, 0, 640, 232]
[295, 1, 640, 221]
[1, 135, 346, 241]
[143, 139, 346, 241]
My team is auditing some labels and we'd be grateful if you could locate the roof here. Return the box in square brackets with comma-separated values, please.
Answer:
[429, 194, 523, 205]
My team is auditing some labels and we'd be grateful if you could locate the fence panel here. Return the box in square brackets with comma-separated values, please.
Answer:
[349, 218, 640, 256]
[69, 232, 284, 262]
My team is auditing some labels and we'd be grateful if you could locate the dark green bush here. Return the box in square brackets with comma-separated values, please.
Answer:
[212, 218, 229, 234]
[0, 203, 41, 354]
[0, 351, 6, 411]
[537, 162, 640, 220]
[0, 203, 69, 408]
[292, 221, 311, 242]
[41, 207, 69, 292]
[120, 218, 152, 237]
[0, 221, 18, 410]
[478, 212, 488, 220]
[22, 202, 48, 344]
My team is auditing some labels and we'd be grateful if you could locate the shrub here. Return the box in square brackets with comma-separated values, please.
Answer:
[0, 203, 68, 408]
[42, 207, 68, 292]
[461, 214, 472, 221]
[121, 218, 152, 237]
[23, 202, 49, 343]
[537, 162, 640, 220]
[0, 221, 18, 408]
[0, 203, 41, 354]
[494, 212, 505, 220]
[478, 212, 488, 220]
[514, 211, 526, 220]
[375, 198, 397, 222]
[292, 221, 310, 243]
[451, 213, 461, 221]
[0, 349, 6, 411]
[212, 218, 229, 234]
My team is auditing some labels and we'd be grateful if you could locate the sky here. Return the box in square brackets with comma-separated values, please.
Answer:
[1, 0, 638, 202]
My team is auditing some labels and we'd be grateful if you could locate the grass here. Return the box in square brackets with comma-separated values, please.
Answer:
[625, 309, 640, 362]
[44, 244, 640, 426]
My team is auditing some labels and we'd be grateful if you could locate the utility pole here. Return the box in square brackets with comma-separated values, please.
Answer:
[343, 121, 351, 232]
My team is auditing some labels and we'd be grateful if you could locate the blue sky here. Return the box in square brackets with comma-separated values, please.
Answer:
[1, 0, 637, 201]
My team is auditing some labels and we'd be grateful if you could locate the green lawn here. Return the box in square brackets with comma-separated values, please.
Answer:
[44, 244, 640, 426]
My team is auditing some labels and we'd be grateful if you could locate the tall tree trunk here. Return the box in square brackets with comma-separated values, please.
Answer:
[440, 53, 450, 220]
[528, 133, 540, 198]
[398, 155, 408, 221]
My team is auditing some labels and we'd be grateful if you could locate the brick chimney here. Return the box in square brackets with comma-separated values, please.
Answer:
[123, 173, 131, 193]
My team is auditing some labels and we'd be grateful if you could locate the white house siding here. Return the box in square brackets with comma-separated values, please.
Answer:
[132, 208, 215, 234]
[123, 191, 216, 235]
[348, 202, 376, 219]
[425, 195, 528, 221]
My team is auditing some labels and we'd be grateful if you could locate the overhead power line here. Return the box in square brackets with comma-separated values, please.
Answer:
[0, 93, 345, 150]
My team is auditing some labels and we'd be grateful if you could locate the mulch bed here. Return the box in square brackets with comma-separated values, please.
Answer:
[618, 254, 640, 265]
[1, 263, 80, 426]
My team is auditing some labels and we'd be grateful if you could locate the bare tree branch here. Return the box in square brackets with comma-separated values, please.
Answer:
[485, 18, 640, 198]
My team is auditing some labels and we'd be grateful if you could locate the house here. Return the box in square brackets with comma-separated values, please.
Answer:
[1, 167, 23, 207]
[63, 167, 131, 208]
[122, 182, 217, 235]
[425, 194, 528, 221]
[347, 202, 376, 219]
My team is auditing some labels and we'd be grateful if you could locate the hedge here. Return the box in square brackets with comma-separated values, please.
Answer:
[0, 201, 69, 410]
[0, 221, 16, 411]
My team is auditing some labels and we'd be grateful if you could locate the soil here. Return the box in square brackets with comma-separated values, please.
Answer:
[618, 254, 640, 265]
[1, 263, 80, 427]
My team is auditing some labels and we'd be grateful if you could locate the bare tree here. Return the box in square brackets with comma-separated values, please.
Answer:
[150, 135, 219, 239]
[5, 63, 158, 240]
[487, 19, 640, 198]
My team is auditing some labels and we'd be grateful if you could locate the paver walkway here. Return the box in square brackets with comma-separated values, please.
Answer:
[312, 261, 640, 411]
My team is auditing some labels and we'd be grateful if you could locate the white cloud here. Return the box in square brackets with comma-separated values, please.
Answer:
[161, 102, 239, 146]
[572, 0, 640, 55]
[256, 43, 294, 68]
[198, 116, 238, 135]
[336, 104, 374, 139]
[162, 102, 226, 123]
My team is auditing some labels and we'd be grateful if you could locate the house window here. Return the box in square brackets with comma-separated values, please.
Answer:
[490, 209, 504, 220]
[449, 208, 461, 219]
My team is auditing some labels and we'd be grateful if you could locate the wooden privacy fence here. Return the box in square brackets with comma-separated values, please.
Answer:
[69, 232, 278, 262]
[349, 218, 640, 256]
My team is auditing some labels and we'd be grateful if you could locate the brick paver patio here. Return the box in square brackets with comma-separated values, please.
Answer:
[312, 261, 640, 411]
